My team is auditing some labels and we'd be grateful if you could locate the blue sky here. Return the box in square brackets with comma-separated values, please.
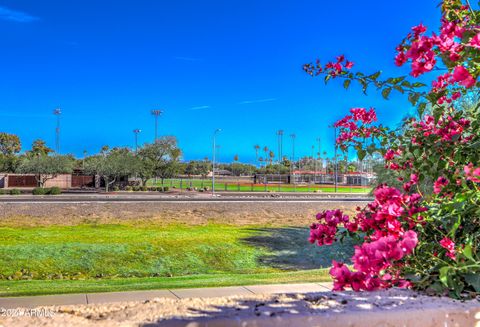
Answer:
[0, 1, 440, 163]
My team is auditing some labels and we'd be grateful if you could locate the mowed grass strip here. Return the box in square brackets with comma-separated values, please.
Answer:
[0, 224, 347, 297]
[0, 224, 276, 280]
[0, 269, 331, 297]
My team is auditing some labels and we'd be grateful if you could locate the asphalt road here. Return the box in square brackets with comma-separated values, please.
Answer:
[0, 193, 372, 203]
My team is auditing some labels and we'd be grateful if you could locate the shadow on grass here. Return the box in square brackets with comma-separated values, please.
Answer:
[242, 227, 357, 270]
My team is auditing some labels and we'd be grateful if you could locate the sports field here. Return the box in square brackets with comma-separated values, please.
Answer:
[147, 178, 371, 193]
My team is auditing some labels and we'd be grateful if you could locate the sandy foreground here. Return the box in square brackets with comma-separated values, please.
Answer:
[1, 289, 479, 327]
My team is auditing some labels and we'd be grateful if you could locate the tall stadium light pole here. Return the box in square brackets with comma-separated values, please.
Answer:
[316, 137, 321, 184]
[151, 109, 163, 143]
[212, 129, 221, 195]
[53, 108, 61, 153]
[290, 133, 296, 163]
[133, 129, 141, 153]
[276, 130, 284, 162]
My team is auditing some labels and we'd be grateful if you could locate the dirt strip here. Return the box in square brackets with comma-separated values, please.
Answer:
[0, 201, 365, 226]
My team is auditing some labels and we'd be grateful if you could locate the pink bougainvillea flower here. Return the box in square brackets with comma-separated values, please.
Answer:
[439, 237, 456, 260]
[345, 60, 354, 69]
[468, 33, 480, 49]
[464, 163, 480, 183]
[452, 66, 476, 88]
[433, 176, 449, 194]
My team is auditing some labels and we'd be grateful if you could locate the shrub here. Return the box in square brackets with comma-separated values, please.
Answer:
[125, 186, 133, 192]
[9, 189, 21, 195]
[305, 1, 480, 298]
[0, 189, 5, 195]
[132, 186, 141, 192]
[32, 187, 46, 195]
[141, 186, 148, 192]
[47, 187, 62, 195]
[112, 186, 120, 192]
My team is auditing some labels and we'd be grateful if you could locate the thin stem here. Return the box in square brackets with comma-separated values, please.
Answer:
[465, 0, 476, 16]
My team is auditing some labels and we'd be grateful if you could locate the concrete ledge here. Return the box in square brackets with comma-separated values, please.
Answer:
[1, 288, 479, 326]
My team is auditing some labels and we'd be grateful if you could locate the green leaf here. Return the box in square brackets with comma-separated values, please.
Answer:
[463, 244, 474, 261]
[417, 103, 427, 117]
[393, 85, 405, 94]
[439, 266, 450, 287]
[382, 87, 392, 99]
[412, 82, 426, 87]
[357, 149, 367, 161]
[343, 79, 351, 90]
[324, 74, 331, 84]
[369, 71, 381, 80]
[464, 274, 480, 292]
[408, 93, 421, 106]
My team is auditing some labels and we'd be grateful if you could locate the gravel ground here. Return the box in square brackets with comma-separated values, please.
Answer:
[0, 201, 364, 227]
[1, 289, 478, 326]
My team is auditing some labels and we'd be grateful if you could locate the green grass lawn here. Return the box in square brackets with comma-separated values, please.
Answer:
[147, 179, 370, 193]
[0, 224, 353, 297]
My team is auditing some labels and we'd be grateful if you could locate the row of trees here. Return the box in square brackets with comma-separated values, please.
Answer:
[0, 133, 182, 191]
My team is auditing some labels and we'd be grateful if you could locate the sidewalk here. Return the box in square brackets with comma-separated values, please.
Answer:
[0, 282, 334, 309]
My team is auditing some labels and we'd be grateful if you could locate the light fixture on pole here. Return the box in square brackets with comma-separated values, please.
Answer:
[53, 108, 61, 153]
[212, 129, 222, 195]
[133, 129, 142, 153]
[151, 109, 163, 143]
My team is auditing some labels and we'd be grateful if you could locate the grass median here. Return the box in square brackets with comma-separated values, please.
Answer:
[0, 223, 353, 297]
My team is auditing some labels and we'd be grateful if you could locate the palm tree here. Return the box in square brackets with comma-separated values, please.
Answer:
[263, 146, 269, 167]
[254, 145, 260, 164]
[269, 150, 275, 165]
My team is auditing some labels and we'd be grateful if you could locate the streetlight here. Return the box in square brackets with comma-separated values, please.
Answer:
[151, 109, 163, 142]
[133, 129, 141, 153]
[334, 126, 338, 193]
[53, 108, 61, 153]
[212, 129, 222, 195]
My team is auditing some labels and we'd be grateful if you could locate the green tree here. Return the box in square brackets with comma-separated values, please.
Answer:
[16, 155, 75, 187]
[84, 147, 139, 192]
[0, 133, 21, 155]
[136, 136, 182, 185]
[28, 139, 53, 157]
[0, 133, 21, 172]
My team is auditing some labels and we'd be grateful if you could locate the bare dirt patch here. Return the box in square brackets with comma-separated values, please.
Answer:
[0, 201, 364, 227]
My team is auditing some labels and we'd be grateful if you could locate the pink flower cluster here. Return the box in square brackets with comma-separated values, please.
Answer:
[433, 176, 449, 194]
[395, 14, 477, 88]
[464, 163, 480, 183]
[439, 237, 456, 260]
[330, 231, 418, 291]
[334, 108, 379, 148]
[311, 184, 426, 291]
[303, 55, 354, 78]
[309, 209, 355, 246]
[411, 114, 470, 143]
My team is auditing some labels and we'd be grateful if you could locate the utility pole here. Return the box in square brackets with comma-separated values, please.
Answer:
[133, 129, 141, 153]
[53, 108, 61, 153]
[212, 129, 221, 195]
[151, 109, 163, 143]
